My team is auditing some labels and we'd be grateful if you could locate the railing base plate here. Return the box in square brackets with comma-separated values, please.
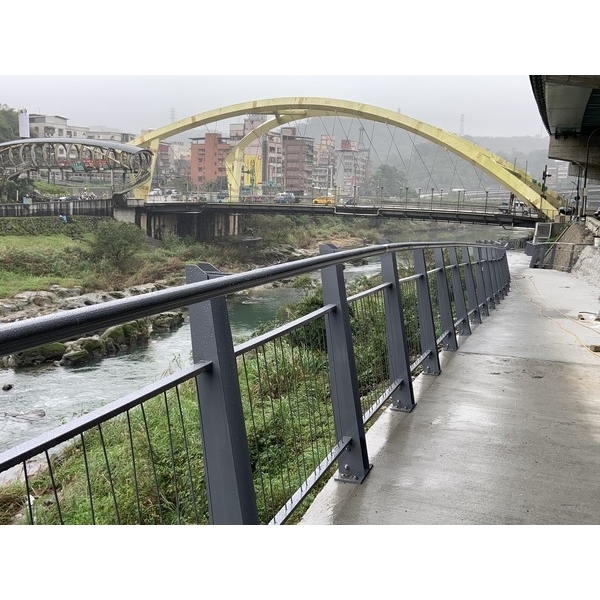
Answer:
[334, 464, 373, 484]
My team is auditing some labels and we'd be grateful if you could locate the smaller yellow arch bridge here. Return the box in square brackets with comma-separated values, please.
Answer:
[131, 97, 563, 221]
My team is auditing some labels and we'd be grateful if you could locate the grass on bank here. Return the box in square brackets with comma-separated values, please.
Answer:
[0, 214, 398, 299]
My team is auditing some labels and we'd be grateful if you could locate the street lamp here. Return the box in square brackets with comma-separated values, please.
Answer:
[430, 188, 434, 210]
[582, 127, 600, 220]
[485, 190, 489, 213]
[405, 186, 409, 204]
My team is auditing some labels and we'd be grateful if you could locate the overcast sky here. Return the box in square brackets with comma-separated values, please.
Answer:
[1, 1, 588, 141]
[1, 74, 548, 139]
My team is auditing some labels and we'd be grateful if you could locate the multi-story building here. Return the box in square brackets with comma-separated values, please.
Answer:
[229, 115, 284, 196]
[28, 114, 89, 139]
[189, 132, 234, 188]
[282, 127, 314, 197]
[263, 131, 284, 193]
[170, 141, 192, 184]
[336, 138, 370, 197]
[29, 114, 135, 143]
[84, 125, 136, 143]
[313, 134, 336, 195]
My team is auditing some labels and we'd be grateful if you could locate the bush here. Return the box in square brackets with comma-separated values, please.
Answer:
[89, 220, 147, 267]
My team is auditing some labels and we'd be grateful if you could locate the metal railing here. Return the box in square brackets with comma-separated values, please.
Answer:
[528, 241, 591, 272]
[0, 241, 510, 525]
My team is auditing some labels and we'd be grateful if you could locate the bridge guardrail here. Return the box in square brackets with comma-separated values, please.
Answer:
[0, 241, 510, 524]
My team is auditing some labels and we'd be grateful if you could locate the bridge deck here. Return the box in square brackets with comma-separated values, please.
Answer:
[300, 251, 600, 525]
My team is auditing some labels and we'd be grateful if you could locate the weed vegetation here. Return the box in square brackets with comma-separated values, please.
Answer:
[0, 214, 426, 299]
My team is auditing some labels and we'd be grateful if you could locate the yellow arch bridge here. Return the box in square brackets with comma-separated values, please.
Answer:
[130, 96, 563, 221]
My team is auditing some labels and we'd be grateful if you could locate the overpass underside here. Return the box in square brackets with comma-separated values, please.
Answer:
[137, 203, 540, 240]
[137, 207, 242, 240]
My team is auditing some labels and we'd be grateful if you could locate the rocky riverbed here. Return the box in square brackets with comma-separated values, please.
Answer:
[0, 243, 320, 371]
[0, 282, 187, 369]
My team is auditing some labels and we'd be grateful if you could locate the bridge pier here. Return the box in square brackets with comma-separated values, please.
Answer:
[139, 209, 242, 241]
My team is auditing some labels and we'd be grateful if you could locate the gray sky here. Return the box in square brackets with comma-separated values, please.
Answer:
[1, 1, 586, 140]
[1, 74, 548, 138]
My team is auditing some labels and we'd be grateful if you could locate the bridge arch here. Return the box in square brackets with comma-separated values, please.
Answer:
[0, 138, 154, 195]
[130, 97, 561, 217]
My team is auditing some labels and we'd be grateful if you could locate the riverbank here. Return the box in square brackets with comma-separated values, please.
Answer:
[0, 240, 326, 375]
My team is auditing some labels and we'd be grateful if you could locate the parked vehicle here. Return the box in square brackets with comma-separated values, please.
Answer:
[559, 203, 575, 215]
[497, 200, 530, 215]
[313, 196, 335, 205]
[274, 192, 295, 203]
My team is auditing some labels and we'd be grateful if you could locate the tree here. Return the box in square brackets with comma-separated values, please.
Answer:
[367, 164, 408, 197]
[90, 220, 147, 266]
[0, 105, 19, 143]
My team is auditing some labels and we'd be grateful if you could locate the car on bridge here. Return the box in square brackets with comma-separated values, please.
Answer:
[559, 202, 576, 215]
[313, 196, 335, 205]
[497, 200, 530, 215]
[274, 192, 296, 203]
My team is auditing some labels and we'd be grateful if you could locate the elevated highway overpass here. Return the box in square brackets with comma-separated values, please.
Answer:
[530, 75, 600, 217]
[134, 198, 541, 241]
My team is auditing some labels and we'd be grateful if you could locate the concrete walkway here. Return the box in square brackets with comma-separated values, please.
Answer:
[300, 250, 600, 524]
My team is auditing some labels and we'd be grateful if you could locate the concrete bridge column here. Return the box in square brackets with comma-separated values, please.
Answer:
[212, 212, 240, 237]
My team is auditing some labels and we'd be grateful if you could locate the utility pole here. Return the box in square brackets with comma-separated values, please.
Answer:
[541, 165, 552, 212]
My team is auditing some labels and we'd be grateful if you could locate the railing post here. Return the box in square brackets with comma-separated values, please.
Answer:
[413, 248, 441, 375]
[461, 245, 483, 323]
[186, 262, 259, 524]
[486, 247, 502, 304]
[380, 251, 416, 412]
[478, 246, 496, 311]
[496, 248, 508, 298]
[479, 248, 496, 309]
[447, 246, 471, 336]
[319, 244, 372, 483]
[472, 246, 491, 317]
[498, 249, 511, 292]
[549, 243, 558, 269]
[434, 247, 458, 351]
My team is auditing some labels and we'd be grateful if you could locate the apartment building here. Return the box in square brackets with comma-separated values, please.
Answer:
[190, 132, 233, 187]
[313, 134, 336, 194]
[28, 114, 89, 139]
[336, 138, 370, 197]
[282, 127, 314, 197]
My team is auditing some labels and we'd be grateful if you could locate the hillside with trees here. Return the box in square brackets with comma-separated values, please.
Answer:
[0, 105, 19, 143]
